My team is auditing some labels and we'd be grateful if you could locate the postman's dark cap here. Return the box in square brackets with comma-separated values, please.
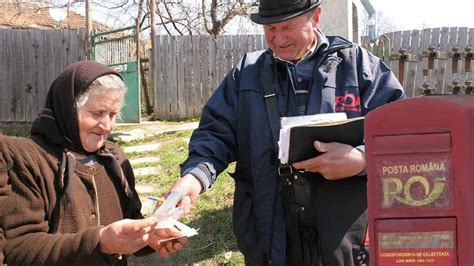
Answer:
[250, 0, 322, 25]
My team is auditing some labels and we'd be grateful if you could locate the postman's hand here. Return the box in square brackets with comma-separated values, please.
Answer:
[162, 174, 202, 216]
[292, 141, 365, 180]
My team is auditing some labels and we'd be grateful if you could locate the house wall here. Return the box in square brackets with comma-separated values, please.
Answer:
[319, 0, 352, 41]
[319, 0, 369, 43]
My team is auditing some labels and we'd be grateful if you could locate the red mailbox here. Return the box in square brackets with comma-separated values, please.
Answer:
[365, 95, 474, 266]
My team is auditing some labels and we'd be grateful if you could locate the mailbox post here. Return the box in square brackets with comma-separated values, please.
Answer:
[365, 95, 474, 265]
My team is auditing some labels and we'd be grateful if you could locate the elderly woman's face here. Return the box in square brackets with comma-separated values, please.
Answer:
[78, 89, 123, 152]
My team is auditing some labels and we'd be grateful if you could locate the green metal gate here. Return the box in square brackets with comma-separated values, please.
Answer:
[92, 25, 140, 123]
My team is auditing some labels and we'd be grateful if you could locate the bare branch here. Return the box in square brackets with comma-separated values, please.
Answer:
[162, 1, 184, 35]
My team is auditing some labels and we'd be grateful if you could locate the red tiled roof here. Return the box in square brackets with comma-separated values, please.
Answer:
[0, 1, 109, 30]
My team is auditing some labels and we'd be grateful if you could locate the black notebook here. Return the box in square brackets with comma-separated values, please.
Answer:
[278, 113, 364, 164]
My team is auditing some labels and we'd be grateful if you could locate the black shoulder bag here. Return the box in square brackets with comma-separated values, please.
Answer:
[261, 54, 322, 266]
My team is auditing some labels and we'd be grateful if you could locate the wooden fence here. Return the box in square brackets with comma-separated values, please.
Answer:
[2, 29, 472, 121]
[154, 29, 473, 120]
[153, 35, 267, 120]
[0, 29, 86, 122]
[363, 27, 474, 97]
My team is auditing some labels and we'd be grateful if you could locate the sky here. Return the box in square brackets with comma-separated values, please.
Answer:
[54, 0, 474, 35]
[369, 0, 474, 30]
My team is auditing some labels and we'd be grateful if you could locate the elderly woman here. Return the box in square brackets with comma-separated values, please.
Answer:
[0, 61, 186, 265]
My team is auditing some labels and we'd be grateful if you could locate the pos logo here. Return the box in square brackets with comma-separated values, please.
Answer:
[382, 175, 447, 208]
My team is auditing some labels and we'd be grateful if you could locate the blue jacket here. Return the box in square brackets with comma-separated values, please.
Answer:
[181, 34, 406, 265]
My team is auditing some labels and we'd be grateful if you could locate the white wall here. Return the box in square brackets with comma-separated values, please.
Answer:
[319, 0, 370, 43]
[319, 0, 353, 41]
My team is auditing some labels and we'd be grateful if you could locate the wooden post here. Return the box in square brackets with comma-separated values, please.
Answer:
[85, 0, 92, 60]
[148, 0, 157, 115]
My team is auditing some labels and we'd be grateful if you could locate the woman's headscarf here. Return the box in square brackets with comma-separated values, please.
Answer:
[31, 61, 133, 202]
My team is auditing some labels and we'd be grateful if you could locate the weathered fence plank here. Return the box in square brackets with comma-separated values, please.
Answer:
[389, 31, 402, 81]
[154, 35, 164, 118]
[415, 28, 433, 95]
[434, 27, 449, 94]
[12, 30, 25, 121]
[401, 30, 416, 97]
[207, 38, 217, 101]
[231, 35, 242, 68]
[215, 37, 225, 90]
[32, 30, 45, 118]
[183, 35, 193, 118]
[176, 36, 186, 119]
[0, 30, 10, 122]
[444, 27, 459, 94]
[467, 28, 474, 90]
[168, 36, 177, 119]
[22, 30, 34, 121]
[257, 35, 266, 50]
[456, 27, 469, 94]
[191, 35, 201, 117]
[408, 30, 421, 97]
[224, 35, 233, 77]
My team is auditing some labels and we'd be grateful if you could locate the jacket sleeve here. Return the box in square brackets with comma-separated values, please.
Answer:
[357, 46, 407, 114]
[1, 138, 119, 266]
[0, 152, 10, 265]
[180, 64, 241, 189]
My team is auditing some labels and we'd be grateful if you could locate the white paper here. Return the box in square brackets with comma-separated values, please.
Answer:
[151, 190, 199, 240]
[152, 190, 184, 222]
[278, 113, 348, 164]
[157, 218, 199, 242]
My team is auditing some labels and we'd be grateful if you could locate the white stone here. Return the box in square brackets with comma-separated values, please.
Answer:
[135, 184, 156, 194]
[134, 166, 161, 176]
[124, 143, 161, 154]
[129, 156, 160, 166]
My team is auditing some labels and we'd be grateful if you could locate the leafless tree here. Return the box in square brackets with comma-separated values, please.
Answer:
[361, 10, 398, 37]
[29, 0, 258, 37]
[153, 0, 258, 37]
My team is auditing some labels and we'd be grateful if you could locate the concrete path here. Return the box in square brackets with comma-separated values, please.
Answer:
[123, 143, 162, 154]
[113, 121, 198, 218]
[111, 121, 198, 143]
[129, 156, 160, 166]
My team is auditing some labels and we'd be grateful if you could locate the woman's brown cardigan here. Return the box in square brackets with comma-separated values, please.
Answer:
[1, 134, 147, 265]
[0, 151, 11, 265]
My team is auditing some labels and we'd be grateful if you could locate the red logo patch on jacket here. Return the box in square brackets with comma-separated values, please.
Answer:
[335, 93, 361, 112]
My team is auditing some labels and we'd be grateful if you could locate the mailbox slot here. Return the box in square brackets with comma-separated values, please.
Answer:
[372, 133, 451, 155]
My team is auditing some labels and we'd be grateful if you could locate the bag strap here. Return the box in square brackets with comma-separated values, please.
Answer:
[260, 53, 284, 265]
[261, 54, 281, 153]
[261, 54, 314, 266]
[261, 53, 299, 265]
[261, 55, 293, 177]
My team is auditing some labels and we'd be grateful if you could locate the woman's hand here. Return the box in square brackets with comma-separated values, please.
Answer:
[148, 227, 188, 257]
[99, 217, 159, 255]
